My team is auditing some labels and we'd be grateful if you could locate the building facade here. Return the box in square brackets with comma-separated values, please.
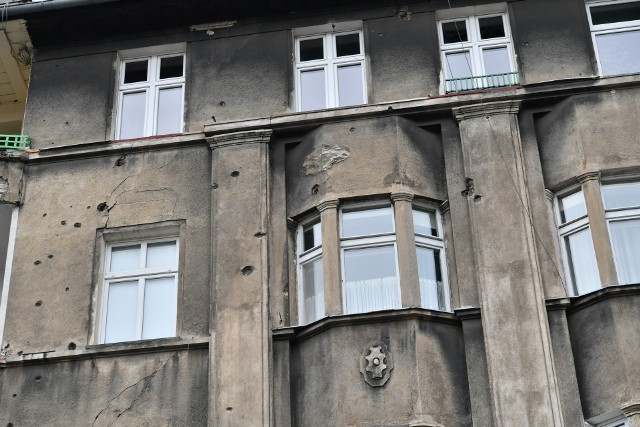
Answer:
[0, 0, 639, 425]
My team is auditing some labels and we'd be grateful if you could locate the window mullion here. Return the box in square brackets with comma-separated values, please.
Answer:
[136, 277, 145, 339]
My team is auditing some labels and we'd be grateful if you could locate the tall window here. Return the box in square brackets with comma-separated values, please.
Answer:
[295, 26, 366, 112]
[602, 181, 640, 284]
[587, 0, 640, 76]
[438, 13, 518, 93]
[340, 205, 401, 314]
[297, 219, 324, 324]
[413, 208, 449, 311]
[556, 190, 601, 295]
[100, 238, 179, 343]
[117, 49, 185, 139]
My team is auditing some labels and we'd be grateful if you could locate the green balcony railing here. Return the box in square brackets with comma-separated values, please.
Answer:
[445, 72, 520, 94]
[0, 134, 30, 150]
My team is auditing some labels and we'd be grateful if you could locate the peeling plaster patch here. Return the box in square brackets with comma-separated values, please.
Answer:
[303, 144, 351, 175]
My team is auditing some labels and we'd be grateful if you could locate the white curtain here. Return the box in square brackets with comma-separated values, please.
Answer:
[345, 276, 399, 314]
[566, 228, 601, 295]
[302, 257, 324, 324]
[610, 220, 640, 285]
[417, 247, 444, 310]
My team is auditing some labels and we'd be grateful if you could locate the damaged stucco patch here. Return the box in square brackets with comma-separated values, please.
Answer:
[303, 144, 351, 175]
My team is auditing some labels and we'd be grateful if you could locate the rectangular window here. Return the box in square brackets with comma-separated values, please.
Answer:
[295, 25, 366, 112]
[438, 13, 518, 93]
[100, 238, 179, 343]
[587, 0, 640, 76]
[297, 219, 324, 324]
[413, 208, 448, 311]
[117, 47, 185, 139]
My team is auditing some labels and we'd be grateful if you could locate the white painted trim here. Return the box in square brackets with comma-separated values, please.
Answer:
[0, 206, 19, 348]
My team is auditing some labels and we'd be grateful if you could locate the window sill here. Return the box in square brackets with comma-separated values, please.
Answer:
[545, 283, 640, 313]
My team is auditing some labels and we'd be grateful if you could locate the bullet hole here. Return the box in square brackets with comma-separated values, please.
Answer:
[524, 41, 529, 46]
[61, 220, 67, 225]
[212, 183, 218, 189]
[74, 222, 82, 228]
[65, 122, 69, 125]
[17, 351, 22, 356]
[65, 287, 70, 291]
[97, 202, 108, 212]
[211, 115, 216, 122]
[350, 127, 356, 132]
[254, 231, 267, 238]
[486, 116, 490, 119]
[12, 393, 16, 397]
[611, 89, 616, 94]
[115, 156, 126, 166]
[311, 184, 319, 195]
[68, 342, 76, 350]
[219, 101, 226, 106]
[387, 106, 393, 110]
[474, 195, 483, 202]
[34, 260, 41, 265]
[377, 33, 383, 37]
[69, 205, 73, 208]
[241, 266, 254, 276]
[226, 407, 233, 411]
[86, 206, 91, 209]
[230, 171, 240, 177]
[7, 423, 14, 427]
[35, 300, 42, 307]
[42, 213, 47, 217]
[34, 376, 42, 382]
[47, 255, 53, 259]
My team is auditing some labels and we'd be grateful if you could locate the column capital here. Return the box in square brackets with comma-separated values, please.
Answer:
[286, 218, 298, 232]
[577, 170, 601, 184]
[207, 129, 273, 150]
[390, 192, 414, 203]
[622, 401, 640, 417]
[545, 189, 554, 202]
[440, 200, 450, 214]
[452, 100, 521, 122]
[317, 199, 339, 212]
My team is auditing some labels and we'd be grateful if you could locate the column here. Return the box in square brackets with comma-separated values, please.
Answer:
[391, 191, 421, 308]
[318, 199, 341, 316]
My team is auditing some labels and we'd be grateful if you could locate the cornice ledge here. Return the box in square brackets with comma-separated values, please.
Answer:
[577, 170, 601, 183]
[545, 297, 572, 311]
[452, 100, 521, 121]
[454, 306, 482, 320]
[207, 129, 273, 150]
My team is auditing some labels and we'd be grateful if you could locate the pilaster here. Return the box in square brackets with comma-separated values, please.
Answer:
[391, 192, 421, 308]
[318, 199, 342, 316]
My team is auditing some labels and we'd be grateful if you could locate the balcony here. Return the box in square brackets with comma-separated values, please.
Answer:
[0, 134, 29, 150]
[445, 72, 519, 94]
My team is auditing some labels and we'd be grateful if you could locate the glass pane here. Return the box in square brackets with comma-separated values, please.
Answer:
[300, 69, 326, 111]
[417, 247, 445, 310]
[142, 277, 177, 339]
[146, 241, 177, 268]
[300, 38, 324, 61]
[442, 20, 468, 43]
[444, 51, 474, 92]
[342, 207, 393, 237]
[119, 91, 147, 139]
[344, 245, 399, 314]
[596, 30, 640, 76]
[479, 16, 506, 39]
[337, 64, 365, 107]
[104, 281, 138, 343]
[483, 47, 511, 75]
[413, 210, 438, 237]
[156, 86, 183, 135]
[602, 182, 640, 209]
[301, 257, 324, 324]
[591, 2, 640, 25]
[559, 191, 587, 223]
[123, 60, 148, 84]
[610, 219, 640, 285]
[159, 56, 184, 79]
[336, 33, 360, 57]
[566, 229, 601, 295]
[303, 221, 322, 251]
[110, 245, 141, 272]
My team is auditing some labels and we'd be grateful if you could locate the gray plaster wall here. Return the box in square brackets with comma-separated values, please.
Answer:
[536, 88, 640, 189]
[568, 295, 640, 419]
[289, 319, 471, 426]
[2, 146, 211, 353]
[0, 349, 208, 426]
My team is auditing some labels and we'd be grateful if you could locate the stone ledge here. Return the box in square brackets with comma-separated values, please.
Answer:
[567, 283, 640, 312]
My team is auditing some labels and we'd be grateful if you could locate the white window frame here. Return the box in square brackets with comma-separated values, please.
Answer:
[586, 0, 640, 76]
[294, 22, 367, 112]
[437, 12, 517, 93]
[99, 237, 179, 343]
[296, 216, 324, 325]
[339, 201, 401, 314]
[115, 44, 186, 140]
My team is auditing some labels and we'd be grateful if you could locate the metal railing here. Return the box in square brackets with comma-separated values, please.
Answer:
[0, 134, 30, 150]
[445, 72, 520, 94]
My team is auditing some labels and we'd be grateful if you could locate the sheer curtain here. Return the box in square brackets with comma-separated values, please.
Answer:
[417, 247, 444, 310]
[610, 220, 640, 285]
[301, 257, 324, 324]
[566, 228, 601, 295]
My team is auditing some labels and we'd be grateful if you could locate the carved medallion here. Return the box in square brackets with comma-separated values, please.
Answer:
[360, 343, 393, 387]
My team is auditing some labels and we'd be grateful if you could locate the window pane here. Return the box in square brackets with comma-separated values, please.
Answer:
[602, 182, 640, 209]
[610, 219, 640, 285]
[146, 241, 177, 268]
[123, 60, 148, 84]
[301, 257, 324, 324]
[104, 281, 138, 343]
[337, 64, 364, 107]
[559, 191, 587, 223]
[156, 86, 183, 135]
[483, 47, 511, 75]
[300, 69, 327, 111]
[596, 30, 640, 76]
[479, 16, 505, 39]
[119, 91, 147, 139]
[159, 56, 184, 79]
[303, 221, 322, 251]
[142, 277, 177, 339]
[417, 247, 445, 310]
[300, 38, 324, 61]
[591, 2, 640, 25]
[344, 245, 399, 314]
[413, 210, 438, 237]
[336, 33, 360, 57]
[444, 51, 474, 91]
[442, 20, 468, 43]
[342, 207, 393, 237]
[565, 228, 601, 295]
[110, 245, 141, 272]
